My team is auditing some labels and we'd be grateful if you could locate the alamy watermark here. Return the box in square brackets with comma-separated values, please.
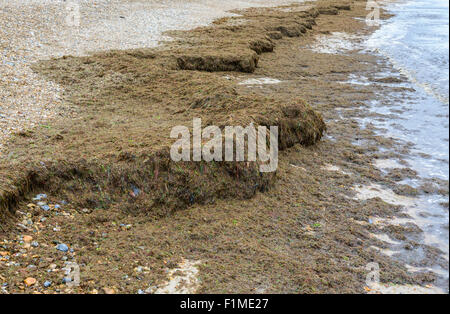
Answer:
[366, 0, 380, 27]
[63, 262, 80, 287]
[170, 118, 279, 173]
[365, 262, 380, 289]
[65, 1, 81, 28]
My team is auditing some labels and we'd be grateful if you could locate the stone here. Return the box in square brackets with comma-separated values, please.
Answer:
[103, 287, 116, 294]
[24, 277, 37, 287]
[33, 194, 47, 201]
[56, 243, 69, 252]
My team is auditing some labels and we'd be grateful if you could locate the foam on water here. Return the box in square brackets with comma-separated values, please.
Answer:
[366, 0, 449, 104]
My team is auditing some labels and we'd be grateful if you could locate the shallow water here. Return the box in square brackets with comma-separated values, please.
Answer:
[314, 0, 449, 291]
[366, 0, 449, 180]
[367, 0, 449, 104]
[362, 0, 449, 288]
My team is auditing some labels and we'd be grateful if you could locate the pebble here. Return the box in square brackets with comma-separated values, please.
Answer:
[24, 277, 36, 287]
[23, 235, 33, 243]
[134, 266, 149, 273]
[56, 243, 69, 252]
[102, 287, 116, 294]
[130, 186, 141, 197]
[44, 281, 52, 288]
[33, 194, 47, 201]
[17, 223, 28, 230]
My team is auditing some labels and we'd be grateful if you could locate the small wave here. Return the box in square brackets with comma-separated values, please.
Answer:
[365, 0, 449, 105]
[374, 49, 449, 105]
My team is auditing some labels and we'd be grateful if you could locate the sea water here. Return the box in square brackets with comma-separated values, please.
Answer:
[364, 0, 449, 287]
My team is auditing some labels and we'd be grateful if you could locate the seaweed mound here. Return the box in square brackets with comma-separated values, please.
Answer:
[177, 49, 259, 73]
[0, 2, 354, 229]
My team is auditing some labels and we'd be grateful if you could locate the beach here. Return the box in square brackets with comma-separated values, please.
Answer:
[0, 0, 448, 294]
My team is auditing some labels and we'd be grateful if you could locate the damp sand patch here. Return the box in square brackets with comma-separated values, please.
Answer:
[238, 77, 283, 85]
[371, 233, 402, 245]
[321, 163, 350, 175]
[374, 159, 408, 171]
[353, 183, 417, 207]
[338, 73, 372, 86]
[308, 32, 364, 54]
[367, 283, 445, 294]
[369, 245, 398, 257]
[148, 259, 202, 294]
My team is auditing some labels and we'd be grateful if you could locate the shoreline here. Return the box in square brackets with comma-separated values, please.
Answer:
[0, 0, 448, 294]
